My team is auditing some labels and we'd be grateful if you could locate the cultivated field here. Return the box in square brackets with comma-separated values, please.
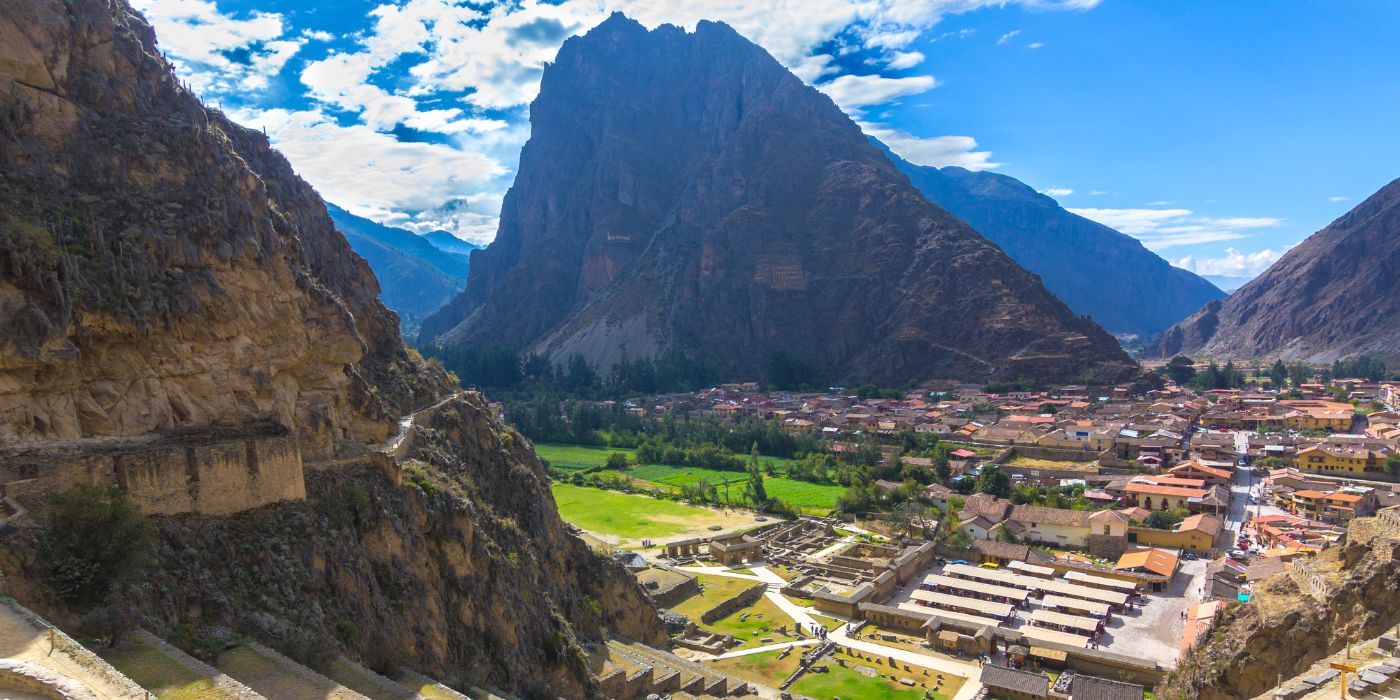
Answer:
[627, 464, 844, 513]
[534, 442, 637, 470]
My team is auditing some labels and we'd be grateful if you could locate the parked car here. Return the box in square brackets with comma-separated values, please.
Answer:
[949, 559, 969, 566]
[1182, 552, 1197, 561]
[979, 562, 1001, 569]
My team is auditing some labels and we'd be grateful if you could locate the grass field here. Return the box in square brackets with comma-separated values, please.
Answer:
[625, 464, 844, 513]
[101, 637, 235, 700]
[710, 648, 953, 700]
[669, 574, 761, 620]
[534, 443, 637, 470]
[705, 595, 794, 649]
[551, 483, 751, 541]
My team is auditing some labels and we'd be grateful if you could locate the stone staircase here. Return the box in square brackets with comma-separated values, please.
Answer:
[604, 638, 752, 698]
[324, 657, 419, 699]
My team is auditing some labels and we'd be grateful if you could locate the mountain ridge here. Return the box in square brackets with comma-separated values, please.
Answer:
[1149, 176, 1400, 365]
[876, 140, 1225, 337]
[421, 13, 1136, 386]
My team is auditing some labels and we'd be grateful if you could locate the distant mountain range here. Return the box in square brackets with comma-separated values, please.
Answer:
[327, 204, 477, 331]
[878, 142, 1225, 338]
[420, 14, 1135, 386]
[1151, 177, 1400, 365]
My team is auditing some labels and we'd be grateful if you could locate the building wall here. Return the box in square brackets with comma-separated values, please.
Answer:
[1128, 526, 1216, 553]
[1019, 522, 1090, 549]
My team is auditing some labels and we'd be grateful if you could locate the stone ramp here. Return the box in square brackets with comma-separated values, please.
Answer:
[101, 630, 264, 700]
[215, 641, 370, 700]
[0, 598, 147, 699]
[606, 639, 751, 697]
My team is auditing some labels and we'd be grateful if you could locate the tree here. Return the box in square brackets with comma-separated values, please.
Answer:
[1269, 360, 1289, 388]
[1165, 356, 1197, 386]
[604, 451, 631, 470]
[884, 500, 930, 539]
[974, 465, 1012, 499]
[1387, 452, 1400, 478]
[41, 485, 155, 607]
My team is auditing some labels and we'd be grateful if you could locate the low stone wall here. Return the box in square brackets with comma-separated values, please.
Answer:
[699, 583, 765, 625]
[650, 569, 700, 609]
[780, 574, 818, 599]
[1, 599, 148, 698]
[0, 660, 97, 700]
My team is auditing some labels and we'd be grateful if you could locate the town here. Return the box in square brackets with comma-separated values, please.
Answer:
[531, 366, 1400, 699]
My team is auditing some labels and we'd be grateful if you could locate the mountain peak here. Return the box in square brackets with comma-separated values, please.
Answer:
[422, 15, 1134, 384]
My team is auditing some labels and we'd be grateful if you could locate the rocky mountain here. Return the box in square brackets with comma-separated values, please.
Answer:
[328, 203, 469, 332]
[878, 143, 1225, 338]
[1150, 177, 1400, 365]
[424, 229, 482, 257]
[420, 14, 1135, 386]
[0, 1, 662, 696]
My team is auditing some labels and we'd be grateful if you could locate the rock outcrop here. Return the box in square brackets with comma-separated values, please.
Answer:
[1149, 177, 1400, 365]
[879, 142, 1224, 338]
[420, 13, 1136, 386]
[0, 2, 665, 696]
[1163, 517, 1400, 699]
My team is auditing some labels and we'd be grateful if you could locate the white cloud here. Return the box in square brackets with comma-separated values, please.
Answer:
[997, 29, 1021, 45]
[1146, 199, 1172, 206]
[1038, 187, 1073, 197]
[1173, 247, 1291, 278]
[136, 0, 1104, 241]
[132, 0, 303, 92]
[1328, 195, 1349, 202]
[1067, 207, 1284, 250]
[231, 108, 507, 242]
[817, 74, 939, 112]
[886, 50, 926, 69]
[1027, 41, 1044, 49]
[862, 123, 1000, 171]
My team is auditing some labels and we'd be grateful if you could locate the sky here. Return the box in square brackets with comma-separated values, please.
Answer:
[131, 0, 1400, 286]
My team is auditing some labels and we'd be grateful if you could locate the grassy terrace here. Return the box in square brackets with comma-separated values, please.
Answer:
[709, 648, 954, 700]
[668, 574, 759, 620]
[100, 637, 235, 700]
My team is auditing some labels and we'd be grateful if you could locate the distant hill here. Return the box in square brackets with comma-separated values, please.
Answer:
[424, 230, 481, 256]
[420, 14, 1135, 386]
[1203, 275, 1251, 293]
[1150, 177, 1400, 365]
[877, 141, 1225, 337]
[327, 204, 469, 331]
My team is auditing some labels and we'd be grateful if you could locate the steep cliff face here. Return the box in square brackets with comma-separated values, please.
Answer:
[0, 0, 444, 458]
[1163, 519, 1400, 700]
[879, 143, 1225, 338]
[1150, 177, 1400, 365]
[0, 2, 665, 697]
[421, 13, 1136, 386]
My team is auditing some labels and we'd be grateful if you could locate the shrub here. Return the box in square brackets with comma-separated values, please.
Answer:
[40, 485, 154, 607]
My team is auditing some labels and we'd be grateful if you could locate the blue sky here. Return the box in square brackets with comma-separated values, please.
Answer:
[132, 0, 1400, 285]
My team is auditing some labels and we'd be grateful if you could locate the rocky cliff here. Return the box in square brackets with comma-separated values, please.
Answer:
[1149, 177, 1400, 365]
[1163, 517, 1400, 699]
[420, 13, 1136, 386]
[880, 143, 1224, 338]
[0, 1, 664, 696]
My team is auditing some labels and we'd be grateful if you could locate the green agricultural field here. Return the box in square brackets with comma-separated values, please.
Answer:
[534, 442, 637, 470]
[625, 464, 843, 513]
[551, 483, 747, 541]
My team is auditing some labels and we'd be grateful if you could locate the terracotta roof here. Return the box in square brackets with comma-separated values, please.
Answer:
[1176, 513, 1223, 539]
[1010, 504, 1090, 527]
[1089, 509, 1127, 522]
[960, 493, 1012, 523]
[1115, 548, 1179, 577]
[1126, 482, 1206, 498]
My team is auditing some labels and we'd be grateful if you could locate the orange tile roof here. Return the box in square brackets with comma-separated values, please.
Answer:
[1126, 482, 1206, 498]
[1115, 548, 1179, 577]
